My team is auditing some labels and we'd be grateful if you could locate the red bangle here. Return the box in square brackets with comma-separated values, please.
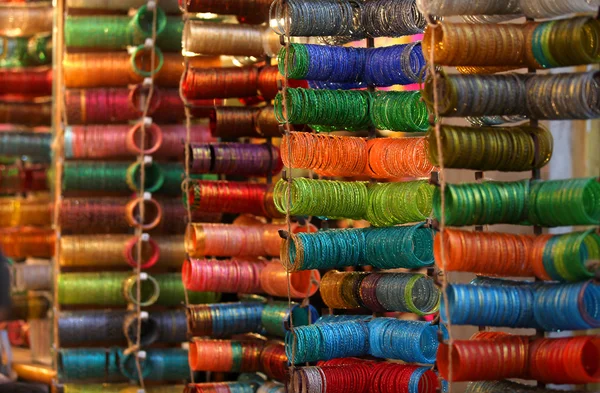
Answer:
[124, 236, 160, 269]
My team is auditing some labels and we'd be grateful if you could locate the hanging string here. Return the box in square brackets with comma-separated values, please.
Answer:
[281, 224, 435, 271]
[65, 124, 214, 159]
[281, 132, 435, 179]
[423, 71, 600, 119]
[278, 43, 426, 87]
[422, 18, 600, 69]
[190, 143, 283, 177]
[441, 279, 600, 330]
[209, 106, 281, 139]
[438, 332, 600, 384]
[58, 272, 220, 306]
[435, 228, 600, 281]
[433, 178, 600, 227]
[184, 180, 282, 218]
[418, 0, 599, 20]
[427, 124, 553, 171]
[320, 271, 440, 315]
[272, 178, 434, 224]
[183, 259, 320, 299]
[274, 88, 429, 132]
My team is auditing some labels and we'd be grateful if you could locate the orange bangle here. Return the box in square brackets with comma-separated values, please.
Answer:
[259, 261, 320, 299]
[126, 122, 163, 155]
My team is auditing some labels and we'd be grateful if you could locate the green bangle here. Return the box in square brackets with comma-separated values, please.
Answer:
[130, 45, 164, 77]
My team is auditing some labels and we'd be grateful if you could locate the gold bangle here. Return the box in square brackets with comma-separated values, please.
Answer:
[123, 274, 160, 307]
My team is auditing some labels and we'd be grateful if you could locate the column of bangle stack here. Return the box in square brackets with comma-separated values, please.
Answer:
[179, 2, 324, 392]
[270, 1, 451, 392]
[0, 0, 54, 364]
[56, 1, 222, 392]
[417, 1, 600, 392]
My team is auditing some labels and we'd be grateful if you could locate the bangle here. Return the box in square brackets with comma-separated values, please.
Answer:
[123, 274, 160, 306]
[124, 236, 160, 269]
[126, 122, 163, 155]
[125, 161, 165, 193]
[124, 197, 163, 230]
[130, 45, 164, 78]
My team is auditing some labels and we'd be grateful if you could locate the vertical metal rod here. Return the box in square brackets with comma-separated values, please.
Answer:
[51, 0, 65, 375]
